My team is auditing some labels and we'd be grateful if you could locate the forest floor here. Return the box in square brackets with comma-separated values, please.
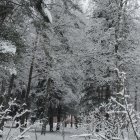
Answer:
[2, 122, 86, 140]
[2, 122, 136, 140]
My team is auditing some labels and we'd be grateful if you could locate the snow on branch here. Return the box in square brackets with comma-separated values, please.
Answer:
[111, 97, 125, 109]
[14, 109, 30, 120]
[0, 40, 16, 54]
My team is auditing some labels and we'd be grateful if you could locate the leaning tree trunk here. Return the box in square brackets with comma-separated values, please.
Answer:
[26, 30, 39, 106]
[23, 55, 35, 128]
[25, 32, 39, 126]
[26, 55, 34, 105]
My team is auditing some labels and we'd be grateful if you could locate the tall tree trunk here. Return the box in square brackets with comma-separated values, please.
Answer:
[41, 78, 54, 134]
[41, 100, 48, 135]
[65, 118, 67, 127]
[56, 105, 61, 131]
[4, 73, 15, 110]
[105, 84, 110, 100]
[20, 113, 26, 132]
[0, 79, 5, 104]
[134, 87, 138, 111]
[1, 79, 6, 94]
[74, 116, 78, 129]
[48, 103, 53, 132]
[26, 31, 39, 104]
[25, 33, 39, 125]
[23, 55, 34, 128]
[0, 79, 7, 136]
[70, 115, 73, 128]
[7, 74, 15, 99]
[0, 117, 4, 137]
[49, 115, 53, 132]
[26, 55, 34, 104]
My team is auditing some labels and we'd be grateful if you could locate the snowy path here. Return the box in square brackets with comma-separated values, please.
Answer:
[2, 125, 86, 140]
[28, 127, 84, 140]
[27, 131, 82, 140]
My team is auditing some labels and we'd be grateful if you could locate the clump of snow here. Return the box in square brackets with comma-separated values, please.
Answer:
[44, 7, 53, 23]
[42, 0, 53, 23]
[30, 7, 38, 17]
[116, 88, 125, 96]
[9, 67, 17, 75]
[0, 40, 16, 54]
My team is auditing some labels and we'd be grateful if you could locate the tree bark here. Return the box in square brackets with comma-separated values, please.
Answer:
[0, 79, 5, 104]
[49, 115, 53, 132]
[105, 84, 110, 100]
[1, 79, 5, 94]
[74, 116, 78, 129]
[8, 74, 15, 96]
[25, 32, 39, 126]
[41, 78, 54, 134]
[70, 115, 73, 128]
[26, 31, 39, 104]
[23, 55, 34, 128]
[26, 55, 34, 104]
[5, 74, 15, 108]
[56, 105, 61, 131]
[48, 102, 53, 132]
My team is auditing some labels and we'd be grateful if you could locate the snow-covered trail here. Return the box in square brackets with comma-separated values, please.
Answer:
[27, 131, 81, 140]
[28, 126, 83, 140]
[2, 125, 84, 140]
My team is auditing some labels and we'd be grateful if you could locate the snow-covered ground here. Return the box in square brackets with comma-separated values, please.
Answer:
[2, 128, 83, 140]
[3, 121, 137, 140]
[3, 122, 86, 140]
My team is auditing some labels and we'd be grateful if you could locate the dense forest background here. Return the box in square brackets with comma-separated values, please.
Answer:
[1, 0, 140, 139]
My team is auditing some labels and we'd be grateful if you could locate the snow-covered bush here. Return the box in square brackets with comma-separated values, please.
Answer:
[80, 69, 140, 140]
[0, 98, 32, 139]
